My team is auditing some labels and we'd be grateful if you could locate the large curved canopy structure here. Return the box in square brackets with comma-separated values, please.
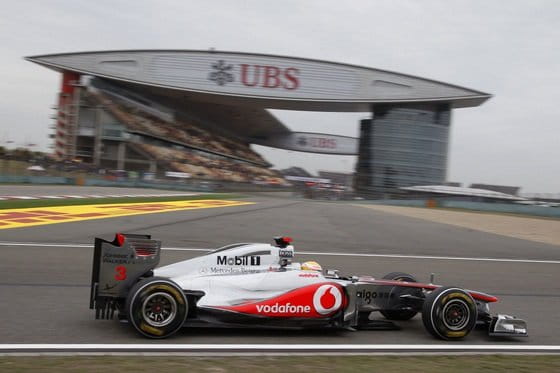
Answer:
[26, 49, 490, 111]
[27, 50, 491, 195]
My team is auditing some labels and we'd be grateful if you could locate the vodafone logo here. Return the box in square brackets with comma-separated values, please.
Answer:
[256, 303, 311, 314]
[220, 282, 345, 318]
[313, 284, 343, 315]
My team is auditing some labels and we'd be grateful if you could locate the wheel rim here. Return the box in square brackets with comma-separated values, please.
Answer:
[442, 299, 470, 331]
[141, 292, 177, 327]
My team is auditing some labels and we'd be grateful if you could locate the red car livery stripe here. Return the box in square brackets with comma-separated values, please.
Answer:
[467, 290, 498, 303]
[215, 282, 346, 318]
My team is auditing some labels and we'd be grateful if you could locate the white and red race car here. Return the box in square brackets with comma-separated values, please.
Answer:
[90, 233, 528, 340]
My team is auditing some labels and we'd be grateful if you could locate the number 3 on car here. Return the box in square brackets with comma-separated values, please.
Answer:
[114, 266, 127, 281]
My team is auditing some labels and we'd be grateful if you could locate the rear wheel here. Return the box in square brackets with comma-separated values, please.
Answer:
[422, 286, 477, 340]
[379, 272, 421, 320]
[126, 277, 188, 339]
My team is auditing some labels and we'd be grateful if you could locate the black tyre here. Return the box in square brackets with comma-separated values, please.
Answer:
[126, 277, 188, 339]
[422, 286, 477, 340]
[379, 272, 420, 321]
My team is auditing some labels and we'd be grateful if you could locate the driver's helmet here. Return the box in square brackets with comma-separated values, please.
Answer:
[301, 261, 322, 272]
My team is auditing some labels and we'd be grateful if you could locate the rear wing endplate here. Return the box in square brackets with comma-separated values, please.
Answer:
[90, 233, 161, 319]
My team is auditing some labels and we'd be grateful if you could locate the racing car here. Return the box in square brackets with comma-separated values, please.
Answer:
[90, 233, 528, 340]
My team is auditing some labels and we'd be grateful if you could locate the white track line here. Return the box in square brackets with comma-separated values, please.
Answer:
[0, 344, 559, 352]
[295, 251, 560, 264]
[0, 242, 93, 248]
[0, 241, 559, 264]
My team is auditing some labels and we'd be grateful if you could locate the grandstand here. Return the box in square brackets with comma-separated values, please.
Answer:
[74, 80, 285, 185]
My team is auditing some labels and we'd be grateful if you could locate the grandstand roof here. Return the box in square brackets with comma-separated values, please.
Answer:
[26, 50, 491, 143]
[26, 50, 491, 110]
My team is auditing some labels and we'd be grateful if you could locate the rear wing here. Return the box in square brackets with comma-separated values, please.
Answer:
[90, 233, 161, 319]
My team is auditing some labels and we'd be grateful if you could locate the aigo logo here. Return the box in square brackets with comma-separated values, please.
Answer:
[313, 284, 343, 315]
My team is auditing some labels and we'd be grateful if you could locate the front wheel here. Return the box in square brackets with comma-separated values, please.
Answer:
[126, 277, 188, 339]
[422, 286, 477, 340]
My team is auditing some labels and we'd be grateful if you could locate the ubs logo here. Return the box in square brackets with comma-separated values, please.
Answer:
[208, 60, 300, 90]
[297, 137, 308, 147]
[208, 60, 234, 86]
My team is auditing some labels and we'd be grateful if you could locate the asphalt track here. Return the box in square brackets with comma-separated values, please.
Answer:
[1, 194, 559, 350]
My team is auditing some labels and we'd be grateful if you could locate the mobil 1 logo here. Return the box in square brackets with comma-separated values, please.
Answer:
[217, 255, 261, 266]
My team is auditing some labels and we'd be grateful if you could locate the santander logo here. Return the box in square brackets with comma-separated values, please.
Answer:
[313, 284, 343, 315]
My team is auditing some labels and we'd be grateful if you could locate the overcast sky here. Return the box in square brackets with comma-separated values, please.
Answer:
[1, 0, 559, 193]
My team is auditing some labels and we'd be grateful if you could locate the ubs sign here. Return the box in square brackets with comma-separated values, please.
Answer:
[208, 60, 300, 90]
[254, 132, 359, 155]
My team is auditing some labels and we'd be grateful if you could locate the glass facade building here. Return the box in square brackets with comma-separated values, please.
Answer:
[355, 105, 451, 197]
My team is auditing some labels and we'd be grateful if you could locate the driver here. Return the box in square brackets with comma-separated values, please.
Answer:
[301, 261, 322, 272]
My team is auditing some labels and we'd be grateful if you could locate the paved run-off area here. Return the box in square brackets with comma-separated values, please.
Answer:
[355, 204, 560, 247]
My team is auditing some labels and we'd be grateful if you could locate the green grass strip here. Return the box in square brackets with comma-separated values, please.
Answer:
[0, 355, 559, 372]
[0, 193, 244, 210]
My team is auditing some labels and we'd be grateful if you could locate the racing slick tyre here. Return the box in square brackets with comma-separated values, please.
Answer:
[422, 286, 478, 340]
[379, 272, 420, 321]
[126, 277, 188, 339]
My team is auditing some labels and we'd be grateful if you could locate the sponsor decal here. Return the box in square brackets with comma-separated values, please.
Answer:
[208, 60, 234, 86]
[313, 284, 343, 315]
[208, 60, 300, 90]
[299, 273, 319, 278]
[0, 200, 254, 230]
[217, 283, 345, 318]
[297, 136, 337, 149]
[217, 255, 261, 266]
[199, 267, 263, 275]
[296, 137, 308, 147]
[256, 303, 311, 314]
[102, 252, 134, 264]
[278, 249, 294, 258]
[356, 290, 395, 304]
